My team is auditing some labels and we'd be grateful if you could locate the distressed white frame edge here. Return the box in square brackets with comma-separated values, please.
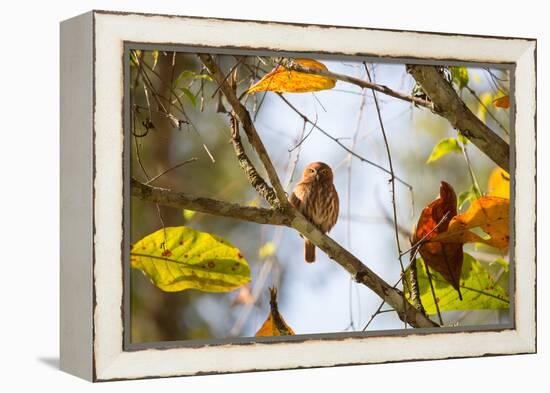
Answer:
[61, 10, 536, 382]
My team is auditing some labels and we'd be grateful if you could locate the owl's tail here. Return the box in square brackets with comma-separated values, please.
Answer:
[304, 240, 316, 263]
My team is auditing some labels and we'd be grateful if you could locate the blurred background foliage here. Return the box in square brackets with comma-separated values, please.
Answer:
[129, 50, 510, 343]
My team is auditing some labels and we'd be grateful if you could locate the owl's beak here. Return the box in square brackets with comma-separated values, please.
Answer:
[315, 173, 320, 181]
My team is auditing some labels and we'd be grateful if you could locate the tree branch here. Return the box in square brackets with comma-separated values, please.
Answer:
[188, 55, 438, 328]
[131, 178, 291, 226]
[279, 59, 433, 109]
[199, 54, 290, 208]
[407, 65, 510, 171]
[131, 180, 437, 328]
[288, 212, 438, 328]
[277, 59, 509, 171]
[229, 114, 279, 206]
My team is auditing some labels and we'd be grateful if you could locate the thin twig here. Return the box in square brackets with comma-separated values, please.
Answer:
[362, 276, 402, 331]
[346, 79, 368, 330]
[424, 262, 444, 325]
[460, 142, 483, 198]
[365, 64, 409, 329]
[229, 114, 279, 206]
[144, 158, 199, 185]
[199, 54, 289, 208]
[399, 211, 451, 257]
[276, 93, 413, 190]
[287, 114, 318, 153]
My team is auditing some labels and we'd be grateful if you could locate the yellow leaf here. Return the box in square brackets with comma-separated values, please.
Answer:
[493, 95, 510, 109]
[432, 197, 509, 250]
[477, 92, 493, 123]
[258, 241, 276, 259]
[487, 167, 510, 198]
[255, 288, 295, 336]
[182, 209, 196, 221]
[131, 226, 250, 292]
[247, 59, 336, 94]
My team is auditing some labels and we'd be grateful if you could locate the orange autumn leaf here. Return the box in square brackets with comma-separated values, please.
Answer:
[247, 59, 336, 94]
[432, 196, 509, 250]
[255, 287, 295, 337]
[414, 181, 463, 298]
[493, 95, 510, 109]
[487, 167, 510, 198]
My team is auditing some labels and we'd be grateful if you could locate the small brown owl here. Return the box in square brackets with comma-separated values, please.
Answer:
[289, 162, 339, 263]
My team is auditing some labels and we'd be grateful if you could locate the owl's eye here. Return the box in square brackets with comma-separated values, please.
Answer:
[321, 169, 328, 174]
[309, 168, 315, 173]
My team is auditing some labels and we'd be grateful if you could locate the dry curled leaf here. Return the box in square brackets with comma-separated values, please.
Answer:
[432, 196, 509, 250]
[493, 95, 510, 109]
[414, 181, 463, 298]
[247, 59, 336, 94]
[255, 287, 295, 336]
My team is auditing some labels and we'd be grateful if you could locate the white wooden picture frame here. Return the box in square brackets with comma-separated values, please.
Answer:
[60, 10, 536, 381]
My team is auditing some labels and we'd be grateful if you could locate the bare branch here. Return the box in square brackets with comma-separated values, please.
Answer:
[144, 158, 198, 185]
[131, 178, 291, 226]
[199, 54, 290, 208]
[229, 114, 279, 206]
[131, 177, 437, 328]
[159, 55, 439, 328]
[279, 58, 433, 109]
[288, 212, 438, 328]
[407, 65, 510, 171]
[276, 93, 414, 190]
[365, 64, 409, 329]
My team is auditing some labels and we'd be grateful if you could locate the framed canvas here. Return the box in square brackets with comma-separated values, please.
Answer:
[60, 10, 536, 381]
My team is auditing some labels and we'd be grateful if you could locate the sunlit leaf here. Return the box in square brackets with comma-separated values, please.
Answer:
[450, 66, 469, 89]
[259, 241, 276, 259]
[493, 95, 510, 109]
[432, 197, 509, 250]
[247, 59, 336, 94]
[405, 255, 509, 314]
[477, 92, 493, 123]
[175, 70, 213, 88]
[487, 167, 510, 199]
[131, 226, 250, 292]
[426, 138, 462, 163]
[182, 209, 196, 221]
[255, 288, 295, 336]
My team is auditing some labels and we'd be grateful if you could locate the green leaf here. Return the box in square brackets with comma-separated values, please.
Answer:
[450, 66, 469, 89]
[131, 226, 250, 292]
[405, 254, 509, 315]
[426, 138, 462, 163]
[259, 241, 276, 259]
[175, 70, 213, 87]
[182, 209, 196, 221]
[457, 186, 477, 210]
[180, 87, 197, 107]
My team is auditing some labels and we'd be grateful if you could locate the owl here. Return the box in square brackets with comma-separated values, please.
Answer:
[289, 162, 339, 263]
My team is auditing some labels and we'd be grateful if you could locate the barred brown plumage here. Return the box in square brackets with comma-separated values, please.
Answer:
[289, 162, 339, 263]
